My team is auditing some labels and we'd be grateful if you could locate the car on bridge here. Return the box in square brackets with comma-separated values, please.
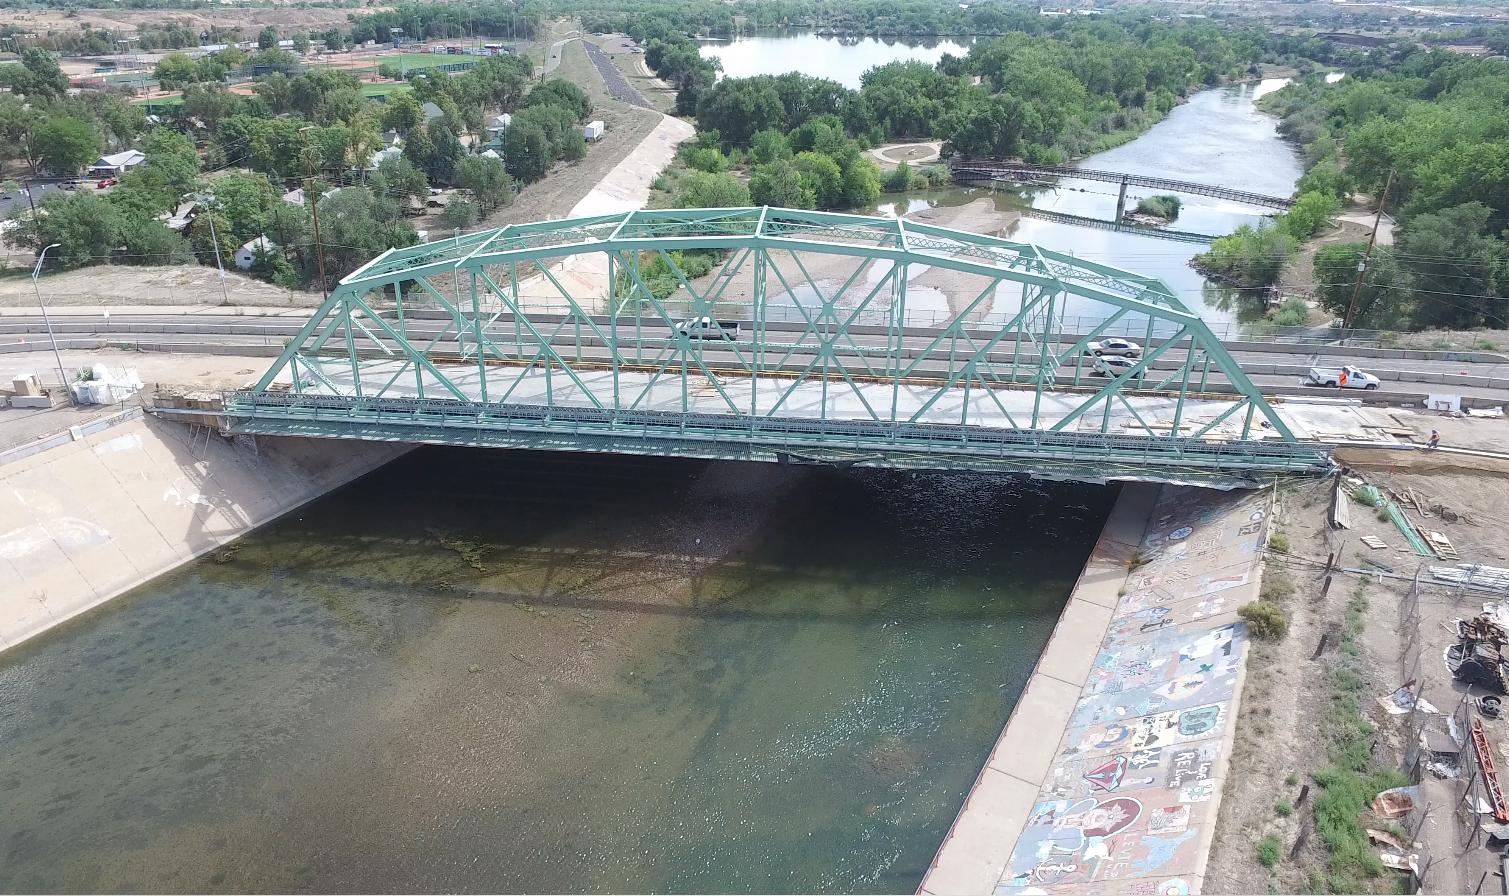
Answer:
[1085, 338, 1142, 358]
[1092, 356, 1145, 381]
[676, 316, 741, 340]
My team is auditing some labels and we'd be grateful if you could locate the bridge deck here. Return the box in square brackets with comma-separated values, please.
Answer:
[224, 359, 1358, 480]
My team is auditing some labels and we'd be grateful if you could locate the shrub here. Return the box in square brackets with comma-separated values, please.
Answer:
[1259, 566, 1294, 603]
[1267, 298, 1310, 328]
[1257, 832, 1282, 868]
[1268, 532, 1290, 553]
[1239, 600, 1289, 641]
[884, 160, 912, 193]
[1275, 800, 1292, 817]
[1136, 194, 1182, 219]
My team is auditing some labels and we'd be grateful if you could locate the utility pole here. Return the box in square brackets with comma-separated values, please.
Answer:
[299, 127, 329, 299]
[1343, 169, 1393, 331]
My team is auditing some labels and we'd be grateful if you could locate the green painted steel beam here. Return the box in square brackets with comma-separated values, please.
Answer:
[242, 206, 1312, 478]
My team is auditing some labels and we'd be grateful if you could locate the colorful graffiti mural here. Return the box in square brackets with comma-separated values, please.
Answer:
[992, 488, 1272, 896]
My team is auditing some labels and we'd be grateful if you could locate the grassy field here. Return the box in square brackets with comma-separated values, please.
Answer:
[131, 95, 183, 107]
[359, 53, 477, 71]
[360, 82, 406, 97]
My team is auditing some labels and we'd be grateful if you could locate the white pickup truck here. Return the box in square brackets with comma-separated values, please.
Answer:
[1307, 365, 1381, 390]
[676, 316, 741, 340]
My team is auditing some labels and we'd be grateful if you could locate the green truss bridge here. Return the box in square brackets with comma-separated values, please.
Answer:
[212, 207, 1332, 484]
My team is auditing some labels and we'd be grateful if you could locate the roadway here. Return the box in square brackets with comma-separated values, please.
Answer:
[3, 311, 1506, 403]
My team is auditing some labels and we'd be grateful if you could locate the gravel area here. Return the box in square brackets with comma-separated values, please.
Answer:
[582, 40, 650, 108]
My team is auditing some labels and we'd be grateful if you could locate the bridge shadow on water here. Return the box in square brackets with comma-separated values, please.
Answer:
[254, 445, 1118, 626]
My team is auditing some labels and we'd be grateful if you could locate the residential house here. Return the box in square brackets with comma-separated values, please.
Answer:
[234, 236, 278, 270]
[87, 150, 146, 178]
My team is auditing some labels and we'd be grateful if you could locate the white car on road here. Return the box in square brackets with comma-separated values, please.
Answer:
[1092, 356, 1145, 381]
[1085, 338, 1142, 358]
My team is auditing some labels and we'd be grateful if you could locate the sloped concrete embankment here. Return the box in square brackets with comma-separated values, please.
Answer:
[921, 483, 1271, 895]
[0, 415, 405, 652]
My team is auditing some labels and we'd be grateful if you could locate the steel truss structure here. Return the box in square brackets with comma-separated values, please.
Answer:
[233, 207, 1330, 482]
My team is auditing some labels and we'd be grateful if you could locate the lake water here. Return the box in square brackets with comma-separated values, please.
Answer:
[699, 33, 973, 89]
[0, 448, 1112, 892]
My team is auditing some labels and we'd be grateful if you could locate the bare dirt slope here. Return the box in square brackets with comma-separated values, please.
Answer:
[0, 265, 318, 308]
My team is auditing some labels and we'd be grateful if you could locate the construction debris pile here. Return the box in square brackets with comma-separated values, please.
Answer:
[1448, 611, 1509, 694]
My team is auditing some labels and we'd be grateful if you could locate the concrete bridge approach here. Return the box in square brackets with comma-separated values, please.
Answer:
[199, 207, 1333, 484]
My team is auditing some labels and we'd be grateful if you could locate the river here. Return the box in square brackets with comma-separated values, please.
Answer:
[0, 449, 1112, 892]
[700, 32, 1308, 332]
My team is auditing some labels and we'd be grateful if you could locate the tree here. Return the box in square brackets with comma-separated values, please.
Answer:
[841, 157, 882, 207]
[311, 186, 419, 284]
[321, 29, 346, 52]
[675, 172, 751, 208]
[258, 26, 280, 51]
[206, 172, 277, 241]
[751, 128, 792, 165]
[154, 52, 201, 90]
[792, 151, 844, 208]
[1396, 202, 1508, 329]
[426, 124, 465, 184]
[292, 33, 311, 55]
[1194, 223, 1295, 289]
[140, 128, 202, 199]
[502, 120, 551, 183]
[0, 48, 69, 99]
[382, 91, 426, 136]
[437, 199, 480, 230]
[1313, 243, 1405, 328]
[117, 218, 193, 265]
[750, 160, 816, 209]
[524, 79, 592, 121]
[884, 160, 912, 193]
[372, 154, 430, 203]
[182, 83, 240, 130]
[35, 117, 101, 175]
[1279, 190, 1340, 240]
[14, 191, 119, 269]
[452, 155, 512, 212]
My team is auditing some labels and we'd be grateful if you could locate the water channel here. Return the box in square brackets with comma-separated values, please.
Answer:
[0, 449, 1112, 892]
[3, 34, 1305, 895]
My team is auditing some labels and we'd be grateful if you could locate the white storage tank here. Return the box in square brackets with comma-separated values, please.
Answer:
[583, 120, 605, 142]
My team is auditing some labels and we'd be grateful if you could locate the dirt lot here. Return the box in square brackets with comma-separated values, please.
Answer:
[0, 265, 317, 309]
[11, 5, 373, 37]
[1208, 465, 1509, 895]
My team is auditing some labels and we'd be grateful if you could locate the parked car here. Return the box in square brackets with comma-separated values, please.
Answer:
[1084, 338, 1142, 358]
[1307, 365, 1380, 390]
[1092, 356, 1145, 380]
[676, 316, 740, 340]
[95, 178, 117, 189]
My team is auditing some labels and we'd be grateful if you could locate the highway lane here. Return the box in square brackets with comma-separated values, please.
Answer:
[3, 312, 1506, 402]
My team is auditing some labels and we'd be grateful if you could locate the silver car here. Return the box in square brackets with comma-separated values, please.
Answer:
[1085, 338, 1142, 358]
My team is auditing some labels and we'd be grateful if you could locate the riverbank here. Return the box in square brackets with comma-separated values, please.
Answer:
[922, 483, 1273, 895]
[0, 412, 404, 653]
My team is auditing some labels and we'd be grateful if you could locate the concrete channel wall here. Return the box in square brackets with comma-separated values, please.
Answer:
[920, 483, 1272, 896]
[0, 413, 406, 653]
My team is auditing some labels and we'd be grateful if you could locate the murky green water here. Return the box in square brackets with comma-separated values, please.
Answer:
[0, 449, 1113, 893]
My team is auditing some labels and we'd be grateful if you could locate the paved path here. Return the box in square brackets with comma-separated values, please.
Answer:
[868, 141, 943, 168]
[922, 485, 1271, 895]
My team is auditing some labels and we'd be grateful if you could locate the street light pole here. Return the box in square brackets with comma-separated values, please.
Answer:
[31, 243, 73, 405]
[186, 191, 231, 304]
